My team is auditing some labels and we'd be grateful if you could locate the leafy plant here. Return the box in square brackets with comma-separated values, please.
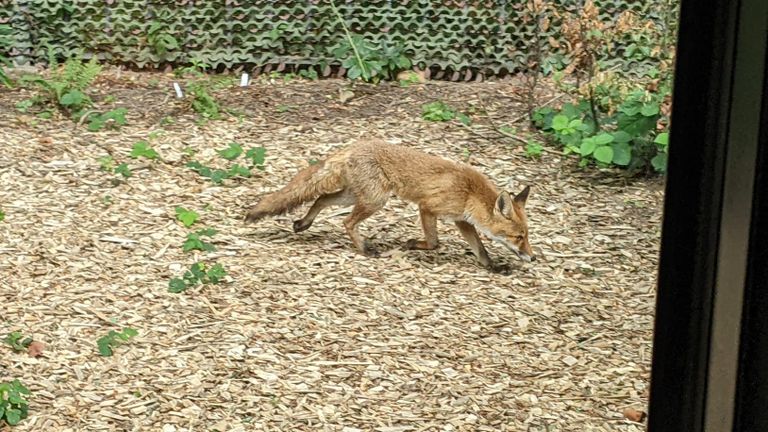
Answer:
[130, 141, 159, 160]
[186, 161, 251, 185]
[147, 20, 179, 56]
[245, 147, 266, 170]
[0, 24, 14, 88]
[329, 0, 411, 82]
[188, 81, 220, 120]
[183, 228, 217, 252]
[98, 156, 115, 172]
[217, 142, 243, 161]
[87, 108, 127, 132]
[530, 0, 675, 175]
[422, 101, 456, 122]
[525, 141, 544, 159]
[168, 262, 227, 293]
[19, 50, 102, 118]
[115, 163, 132, 178]
[0, 210, 5, 222]
[3, 332, 32, 352]
[97, 328, 138, 357]
[175, 207, 199, 227]
[0, 379, 31, 426]
[534, 92, 667, 172]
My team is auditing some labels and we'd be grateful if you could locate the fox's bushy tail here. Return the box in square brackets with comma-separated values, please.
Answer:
[244, 160, 345, 222]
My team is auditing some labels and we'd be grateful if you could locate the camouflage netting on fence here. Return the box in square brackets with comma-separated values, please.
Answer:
[0, 0, 670, 79]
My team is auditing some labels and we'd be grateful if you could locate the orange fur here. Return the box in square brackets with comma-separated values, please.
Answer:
[244, 139, 535, 269]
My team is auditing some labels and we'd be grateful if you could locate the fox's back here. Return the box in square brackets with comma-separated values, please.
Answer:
[343, 140, 499, 214]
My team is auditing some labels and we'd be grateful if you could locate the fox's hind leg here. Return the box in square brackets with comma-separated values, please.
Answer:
[293, 189, 354, 233]
[455, 221, 492, 268]
[343, 201, 385, 257]
[405, 207, 439, 250]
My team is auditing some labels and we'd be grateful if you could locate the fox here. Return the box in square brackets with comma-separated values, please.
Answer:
[244, 139, 535, 270]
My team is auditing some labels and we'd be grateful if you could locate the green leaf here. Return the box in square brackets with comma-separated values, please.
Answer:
[60, 90, 86, 106]
[551, 114, 569, 131]
[87, 118, 105, 132]
[579, 137, 597, 156]
[246, 147, 267, 168]
[347, 66, 362, 80]
[205, 264, 227, 284]
[0, 210, 4, 222]
[228, 164, 251, 178]
[217, 142, 243, 160]
[654, 132, 669, 146]
[97, 337, 113, 356]
[641, 103, 660, 117]
[115, 163, 132, 178]
[168, 278, 187, 293]
[594, 133, 614, 145]
[593, 145, 614, 164]
[175, 207, 199, 227]
[121, 328, 138, 338]
[612, 130, 632, 143]
[611, 142, 632, 166]
[456, 113, 471, 126]
[5, 408, 21, 425]
[651, 152, 668, 172]
[210, 170, 229, 184]
[617, 113, 657, 137]
[130, 141, 159, 160]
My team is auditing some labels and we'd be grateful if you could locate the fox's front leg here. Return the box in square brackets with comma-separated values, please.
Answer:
[405, 207, 439, 250]
[454, 221, 494, 269]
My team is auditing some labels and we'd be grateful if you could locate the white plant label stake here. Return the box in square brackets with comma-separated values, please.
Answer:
[173, 82, 184, 98]
[240, 72, 249, 87]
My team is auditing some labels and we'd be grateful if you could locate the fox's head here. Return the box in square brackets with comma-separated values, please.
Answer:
[473, 186, 535, 262]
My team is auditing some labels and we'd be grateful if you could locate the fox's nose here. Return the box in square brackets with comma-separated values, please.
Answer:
[530, 255, 536, 262]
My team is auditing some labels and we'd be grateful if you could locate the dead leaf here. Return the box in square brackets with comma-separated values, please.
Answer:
[339, 89, 355, 103]
[27, 341, 45, 357]
[623, 407, 647, 422]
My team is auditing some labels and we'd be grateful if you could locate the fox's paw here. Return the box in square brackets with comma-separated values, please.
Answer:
[404, 239, 420, 250]
[488, 262, 512, 274]
[244, 209, 264, 223]
[363, 241, 381, 258]
[292, 219, 312, 233]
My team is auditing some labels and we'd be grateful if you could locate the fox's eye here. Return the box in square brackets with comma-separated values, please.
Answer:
[515, 235, 524, 241]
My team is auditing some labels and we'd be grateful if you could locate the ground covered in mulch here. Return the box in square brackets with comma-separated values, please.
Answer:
[0, 67, 663, 432]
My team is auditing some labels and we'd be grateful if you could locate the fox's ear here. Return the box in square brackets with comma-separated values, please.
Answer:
[494, 191, 515, 218]
[513, 185, 531, 208]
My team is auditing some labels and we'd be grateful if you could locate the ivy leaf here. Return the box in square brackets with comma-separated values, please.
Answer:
[97, 337, 114, 357]
[174, 207, 199, 227]
[115, 163, 132, 178]
[227, 164, 251, 178]
[168, 278, 187, 293]
[246, 147, 266, 169]
[5, 408, 21, 425]
[130, 141, 159, 160]
[217, 142, 243, 161]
